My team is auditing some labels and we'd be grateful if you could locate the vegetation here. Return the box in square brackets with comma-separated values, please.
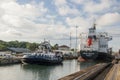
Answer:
[52, 44, 59, 50]
[0, 40, 63, 51]
[0, 40, 39, 51]
[0, 40, 76, 52]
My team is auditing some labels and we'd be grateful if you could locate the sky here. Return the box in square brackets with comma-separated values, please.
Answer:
[0, 0, 120, 51]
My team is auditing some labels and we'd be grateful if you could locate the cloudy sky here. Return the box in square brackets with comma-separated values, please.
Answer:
[0, 0, 120, 51]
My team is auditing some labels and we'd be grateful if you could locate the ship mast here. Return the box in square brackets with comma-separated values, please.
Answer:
[93, 23, 96, 30]
[70, 32, 72, 50]
[75, 26, 78, 53]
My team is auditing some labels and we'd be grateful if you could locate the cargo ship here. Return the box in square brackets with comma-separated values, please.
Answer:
[79, 24, 114, 62]
[21, 41, 63, 65]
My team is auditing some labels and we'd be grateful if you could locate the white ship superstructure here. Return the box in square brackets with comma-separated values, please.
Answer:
[79, 24, 113, 61]
[80, 24, 112, 53]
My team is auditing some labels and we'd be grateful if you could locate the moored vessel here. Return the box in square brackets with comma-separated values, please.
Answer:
[79, 24, 114, 62]
[21, 41, 63, 65]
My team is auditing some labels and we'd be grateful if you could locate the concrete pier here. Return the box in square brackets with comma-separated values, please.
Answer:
[0, 57, 21, 65]
[59, 59, 120, 80]
[105, 60, 120, 80]
[59, 63, 112, 80]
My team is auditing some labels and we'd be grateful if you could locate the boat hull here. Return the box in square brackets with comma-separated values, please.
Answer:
[21, 58, 63, 65]
[96, 52, 114, 62]
[80, 51, 98, 60]
[80, 51, 114, 62]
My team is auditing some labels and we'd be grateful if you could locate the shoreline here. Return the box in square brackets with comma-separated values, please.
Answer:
[0, 57, 21, 65]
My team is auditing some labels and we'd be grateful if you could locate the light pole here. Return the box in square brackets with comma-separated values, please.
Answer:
[70, 32, 71, 50]
[75, 26, 78, 53]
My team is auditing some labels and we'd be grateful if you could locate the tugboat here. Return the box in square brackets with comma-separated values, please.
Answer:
[79, 24, 114, 62]
[21, 41, 63, 65]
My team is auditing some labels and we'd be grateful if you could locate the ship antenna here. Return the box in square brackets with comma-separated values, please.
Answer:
[93, 19, 96, 29]
[93, 18, 96, 29]
[70, 32, 72, 50]
[93, 23, 96, 30]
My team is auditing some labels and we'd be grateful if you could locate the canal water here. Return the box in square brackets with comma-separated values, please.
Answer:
[0, 60, 97, 80]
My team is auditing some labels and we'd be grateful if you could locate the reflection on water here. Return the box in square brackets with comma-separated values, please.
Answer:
[80, 61, 98, 70]
[21, 64, 53, 80]
[0, 60, 98, 80]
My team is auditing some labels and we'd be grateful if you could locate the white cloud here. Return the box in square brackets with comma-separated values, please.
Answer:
[0, 0, 69, 42]
[71, 0, 119, 14]
[70, 0, 85, 4]
[1, 1, 47, 19]
[108, 26, 120, 34]
[66, 17, 91, 30]
[0, 0, 16, 3]
[84, 0, 111, 13]
[54, 0, 80, 16]
[37, 2, 48, 15]
[58, 5, 80, 16]
[0, 0, 48, 41]
[54, 0, 67, 5]
[0, 0, 73, 44]
[97, 12, 120, 26]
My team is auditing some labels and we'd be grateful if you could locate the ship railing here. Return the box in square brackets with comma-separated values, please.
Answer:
[40, 54, 59, 60]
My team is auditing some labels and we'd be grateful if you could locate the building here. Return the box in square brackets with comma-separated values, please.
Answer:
[7, 47, 31, 54]
[58, 45, 70, 51]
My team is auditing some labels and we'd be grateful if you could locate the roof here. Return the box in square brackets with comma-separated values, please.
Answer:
[59, 45, 70, 48]
[7, 47, 31, 53]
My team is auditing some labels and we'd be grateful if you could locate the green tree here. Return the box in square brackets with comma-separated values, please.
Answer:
[0, 40, 40, 51]
[0, 44, 6, 51]
[26, 43, 39, 51]
[52, 44, 59, 50]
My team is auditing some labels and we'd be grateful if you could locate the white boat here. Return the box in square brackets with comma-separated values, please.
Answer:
[21, 41, 63, 65]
